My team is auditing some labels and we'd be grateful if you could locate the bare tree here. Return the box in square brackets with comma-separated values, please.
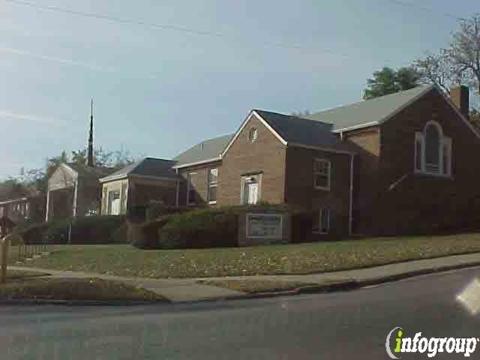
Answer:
[414, 52, 455, 94]
[445, 14, 480, 94]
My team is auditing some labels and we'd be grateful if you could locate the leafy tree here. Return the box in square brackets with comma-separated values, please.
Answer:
[363, 67, 421, 99]
[471, 109, 480, 129]
[290, 110, 311, 117]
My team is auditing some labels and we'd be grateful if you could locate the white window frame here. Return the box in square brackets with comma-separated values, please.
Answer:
[313, 158, 331, 191]
[186, 172, 197, 206]
[414, 121, 452, 177]
[248, 128, 258, 143]
[313, 208, 330, 234]
[107, 190, 121, 215]
[207, 168, 218, 205]
[240, 174, 262, 205]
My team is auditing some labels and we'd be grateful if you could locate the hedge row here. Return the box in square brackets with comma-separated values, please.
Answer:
[15, 216, 127, 245]
[129, 204, 296, 250]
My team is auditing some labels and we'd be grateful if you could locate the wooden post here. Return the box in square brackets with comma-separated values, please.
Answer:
[1, 237, 8, 283]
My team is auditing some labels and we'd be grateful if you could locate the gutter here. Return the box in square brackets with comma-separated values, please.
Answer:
[172, 157, 222, 169]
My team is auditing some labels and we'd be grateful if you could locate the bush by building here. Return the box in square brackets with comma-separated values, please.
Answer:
[14, 215, 127, 244]
[128, 204, 297, 250]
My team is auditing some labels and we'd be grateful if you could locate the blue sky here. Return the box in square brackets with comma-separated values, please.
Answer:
[0, 0, 478, 178]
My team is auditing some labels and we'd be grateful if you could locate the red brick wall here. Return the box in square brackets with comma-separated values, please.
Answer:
[373, 88, 480, 234]
[343, 127, 381, 235]
[285, 146, 352, 238]
[178, 161, 222, 207]
[218, 113, 287, 206]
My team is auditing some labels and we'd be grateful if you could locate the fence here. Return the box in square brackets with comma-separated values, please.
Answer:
[0, 235, 50, 283]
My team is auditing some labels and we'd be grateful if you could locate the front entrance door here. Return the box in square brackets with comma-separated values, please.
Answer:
[242, 175, 260, 205]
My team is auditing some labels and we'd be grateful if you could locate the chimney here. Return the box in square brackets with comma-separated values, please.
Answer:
[87, 99, 95, 167]
[450, 86, 469, 119]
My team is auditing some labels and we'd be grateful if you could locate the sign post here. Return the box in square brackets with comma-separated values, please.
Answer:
[0, 237, 8, 283]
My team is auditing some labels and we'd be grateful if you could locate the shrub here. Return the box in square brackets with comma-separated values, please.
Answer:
[129, 216, 170, 249]
[69, 216, 126, 244]
[145, 201, 189, 221]
[157, 208, 239, 249]
[14, 216, 126, 244]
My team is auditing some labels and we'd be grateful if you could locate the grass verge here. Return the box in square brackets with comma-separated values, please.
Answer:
[0, 277, 166, 302]
[11, 233, 480, 278]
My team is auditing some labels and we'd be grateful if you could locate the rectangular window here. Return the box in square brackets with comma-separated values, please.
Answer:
[240, 174, 261, 205]
[312, 208, 330, 234]
[108, 190, 121, 215]
[314, 159, 331, 190]
[208, 168, 218, 204]
[187, 172, 196, 206]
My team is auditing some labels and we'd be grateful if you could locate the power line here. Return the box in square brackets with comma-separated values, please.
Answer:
[2, 0, 348, 56]
[385, 0, 465, 21]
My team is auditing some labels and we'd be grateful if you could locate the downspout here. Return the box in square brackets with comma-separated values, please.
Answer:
[348, 153, 355, 237]
[175, 168, 180, 208]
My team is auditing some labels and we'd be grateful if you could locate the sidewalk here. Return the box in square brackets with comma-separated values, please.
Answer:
[9, 252, 480, 303]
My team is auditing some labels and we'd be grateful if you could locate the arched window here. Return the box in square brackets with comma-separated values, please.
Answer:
[424, 122, 441, 172]
[414, 121, 452, 176]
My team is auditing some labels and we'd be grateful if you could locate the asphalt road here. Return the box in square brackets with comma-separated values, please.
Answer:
[1, 267, 480, 360]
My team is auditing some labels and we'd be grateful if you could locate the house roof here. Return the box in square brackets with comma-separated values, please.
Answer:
[66, 163, 116, 179]
[253, 110, 356, 152]
[173, 134, 233, 167]
[305, 85, 433, 131]
[0, 183, 38, 202]
[100, 158, 178, 182]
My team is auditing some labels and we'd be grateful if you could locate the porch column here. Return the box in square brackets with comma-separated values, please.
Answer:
[72, 180, 78, 217]
[45, 190, 50, 222]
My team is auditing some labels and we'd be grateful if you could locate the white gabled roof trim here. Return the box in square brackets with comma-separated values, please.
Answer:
[172, 156, 222, 169]
[333, 121, 379, 133]
[0, 197, 29, 206]
[220, 110, 288, 158]
[100, 173, 178, 183]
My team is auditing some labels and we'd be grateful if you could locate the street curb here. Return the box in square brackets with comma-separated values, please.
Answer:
[204, 261, 480, 303]
[0, 298, 170, 306]
[6, 260, 480, 306]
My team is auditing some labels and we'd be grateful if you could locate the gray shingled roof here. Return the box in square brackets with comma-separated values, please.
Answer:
[67, 163, 116, 179]
[305, 85, 433, 131]
[173, 85, 434, 163]
[173, 134, 233, 166]
[254, 110, 353, 151]
[100, 158, 178, 182]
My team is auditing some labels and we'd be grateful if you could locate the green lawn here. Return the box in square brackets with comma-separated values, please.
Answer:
[11, 233, 480, 278]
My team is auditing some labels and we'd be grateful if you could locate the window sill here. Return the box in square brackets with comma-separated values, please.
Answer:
[414, 170, 453, 179]
[312, 230, 329, 235]
[314, 186, 330, 191]
[208, 201, 217, 205]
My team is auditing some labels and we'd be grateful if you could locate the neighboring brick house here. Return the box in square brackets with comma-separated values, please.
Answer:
[99, 158, 179, 216]
[173, 84, 480, 238]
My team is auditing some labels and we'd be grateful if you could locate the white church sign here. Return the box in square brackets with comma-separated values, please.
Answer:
[246, 213, 283, 239]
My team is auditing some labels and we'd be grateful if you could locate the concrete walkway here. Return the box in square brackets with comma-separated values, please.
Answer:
[9, 252, 480, 303]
